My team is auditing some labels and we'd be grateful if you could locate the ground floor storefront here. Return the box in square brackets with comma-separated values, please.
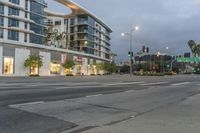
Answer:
[0, 43, 107, 76]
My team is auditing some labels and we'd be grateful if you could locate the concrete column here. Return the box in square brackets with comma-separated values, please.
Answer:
[0, 46, 3, 75]
[39, 51, 51, 76]
[15, 48, 30, 76]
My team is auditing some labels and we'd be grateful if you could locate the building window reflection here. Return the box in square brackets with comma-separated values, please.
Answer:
[3, 57, 14, 74]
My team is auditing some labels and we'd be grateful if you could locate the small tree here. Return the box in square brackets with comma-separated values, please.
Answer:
[62, 60, 75, 75]
[24, 55, 43, 75]
[96, 63, 104, 74]
[103, 62, 117, 74]
[194, 63, 200, 74]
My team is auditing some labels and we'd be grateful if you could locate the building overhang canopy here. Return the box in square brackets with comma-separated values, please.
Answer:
[49, 0, 112, 32]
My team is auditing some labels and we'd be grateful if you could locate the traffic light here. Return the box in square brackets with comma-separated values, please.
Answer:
[142, 46, 150, 53]
[128, 51, 133, 57]
[128, 51, 131, 57]
[146, 47, 149, 53]
[142, 46, 146, 53]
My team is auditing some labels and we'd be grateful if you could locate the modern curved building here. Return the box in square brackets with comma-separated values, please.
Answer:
[0, 0, 112, 76]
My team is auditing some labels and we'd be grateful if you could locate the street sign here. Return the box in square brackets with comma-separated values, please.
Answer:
[177, 57, 200, 62]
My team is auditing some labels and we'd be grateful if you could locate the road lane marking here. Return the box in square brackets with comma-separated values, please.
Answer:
[86, 94, 103, 98]
[70, 82, 99, 85]
[130, 115, 135, 118]
[125, 90, 136, 93]
[140, 82, 169, 86]
[0, 86, 27, 89]
[171, 82, 190, 86]
[55, 85, 106, 90]
[9, 101, 44, 108]
[105, 81, 145, 86]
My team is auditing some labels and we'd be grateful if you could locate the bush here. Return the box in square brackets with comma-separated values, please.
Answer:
[134, 72, 165, 76]
[29, 74, 40, 77]
[66, 74, 74, 77]
[164, 72, 176, 75]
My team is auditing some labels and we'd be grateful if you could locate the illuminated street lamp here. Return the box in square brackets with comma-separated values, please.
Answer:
[121, 26, 139, 76]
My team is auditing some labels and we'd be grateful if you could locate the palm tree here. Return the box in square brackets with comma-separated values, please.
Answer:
[188, 40, 197, 57]
[196, 44, 200, 56]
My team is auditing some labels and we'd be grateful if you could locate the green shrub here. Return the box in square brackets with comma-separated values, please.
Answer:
[66, 74, 73, 76]
[29, 74, 40, 77]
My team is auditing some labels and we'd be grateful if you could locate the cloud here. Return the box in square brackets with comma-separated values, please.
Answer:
[47, 0, 200, 62]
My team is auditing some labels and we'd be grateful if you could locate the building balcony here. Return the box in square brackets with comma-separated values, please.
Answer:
[77, 21, 88, 25]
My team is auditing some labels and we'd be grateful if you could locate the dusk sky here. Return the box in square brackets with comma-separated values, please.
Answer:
[47, 0, 200, 62]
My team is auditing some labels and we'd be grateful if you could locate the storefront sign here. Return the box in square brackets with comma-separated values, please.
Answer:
[74, 56, 85, 64]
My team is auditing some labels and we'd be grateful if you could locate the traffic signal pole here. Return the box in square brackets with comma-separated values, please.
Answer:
[130, 30, 133, 77]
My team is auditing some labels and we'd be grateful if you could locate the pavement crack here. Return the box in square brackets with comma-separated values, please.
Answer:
[104, 116, 133, 126]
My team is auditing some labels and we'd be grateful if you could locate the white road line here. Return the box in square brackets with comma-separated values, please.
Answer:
[171, 82, 190, 86]
[55, 85, 106, 90]
[0, 83, 27, 86]
[9, 101, 44, 108]
[125, 90, 135, 93]
[130, 115, 135, 118]
[86, 94, 103, 98]
[23, 84, 41, 87]
[106, 81, 145, 86]
[70, 82, 99, 85]
[140, 82, 169, 86]
[0, 86, 26, 89]
[23, 82, 99, 87]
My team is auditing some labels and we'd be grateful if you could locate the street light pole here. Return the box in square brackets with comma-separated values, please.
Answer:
[121, 26, 139, 77]
[129, 29, 134, 76]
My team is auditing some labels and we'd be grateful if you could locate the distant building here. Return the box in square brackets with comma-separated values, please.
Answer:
[135, 54, 172, 63]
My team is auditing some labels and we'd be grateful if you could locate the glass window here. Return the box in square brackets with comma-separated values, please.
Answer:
[0, 28, 3, 38]
[30, 23, 43, 34]
[3, 57, 14, 75]
[55, 20, 61, 25]
[24, 22, 28, 29]
[30, 13, 44, 25]
[29, 34, 43, 44]
[0, 4, 4, 14]
[50, 63, 61, 74]
[31, 65, 38, 75]
[8, 18, 19, 27]
[9, 0, 20, 5]
[8, 30, 19, 41]
[0, 16, 4, 26]
[24, 33, 27, 42]
[30, 1, 45, 15]
[70, 18, 75, 25]
[8, 7, 19, 16]
[25, 12, 28, 18]
[25, 0, 28, 10]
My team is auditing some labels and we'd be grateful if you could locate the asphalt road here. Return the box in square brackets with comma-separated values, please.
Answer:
[0, 74, 200, 133]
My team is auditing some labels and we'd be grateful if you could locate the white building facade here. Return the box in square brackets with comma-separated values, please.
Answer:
[0, 0, 112, 76]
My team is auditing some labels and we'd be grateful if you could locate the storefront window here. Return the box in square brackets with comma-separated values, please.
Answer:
[76, 64, 82, 75]
[30, 65, 38, 75]
[92, 65, 97, 75]
[3, 57, 14, 74]
[50, 63, 61, 74]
